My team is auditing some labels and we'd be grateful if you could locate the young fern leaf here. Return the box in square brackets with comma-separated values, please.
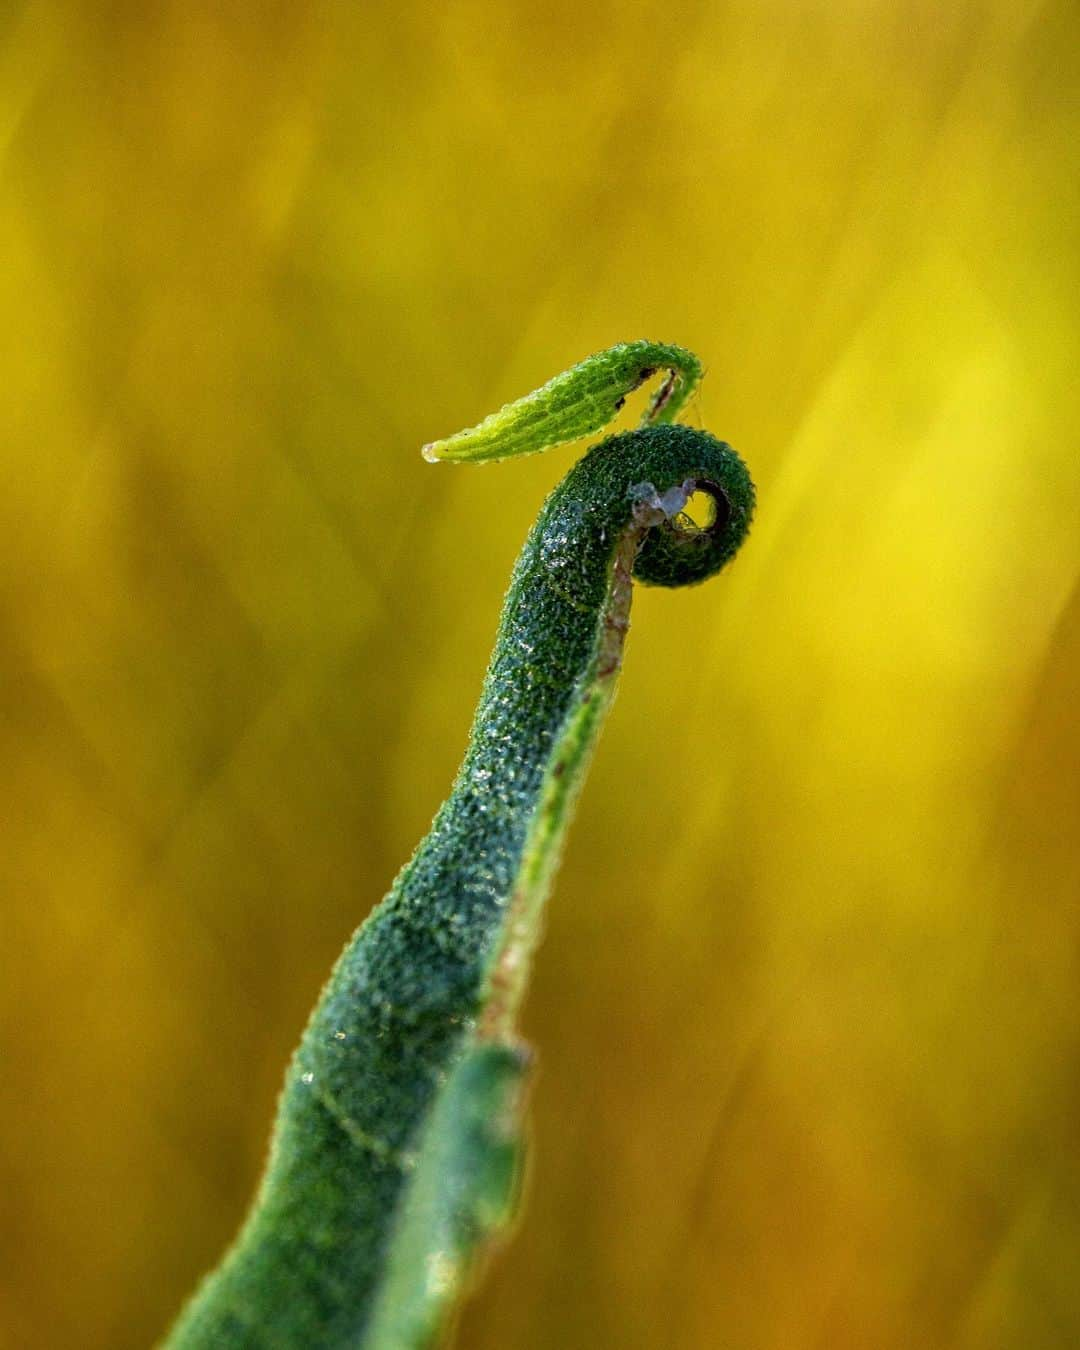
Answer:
[421, 340, 703, 463]
[165, 343, 754, 1349]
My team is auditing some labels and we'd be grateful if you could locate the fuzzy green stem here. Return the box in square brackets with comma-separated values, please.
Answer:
[165, 348, 753, 1350]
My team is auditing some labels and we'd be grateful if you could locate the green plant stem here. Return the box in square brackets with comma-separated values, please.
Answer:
[165, 346, 754, 1350]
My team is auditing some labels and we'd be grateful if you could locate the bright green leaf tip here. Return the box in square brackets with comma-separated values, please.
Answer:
[421, 340, 704, 463]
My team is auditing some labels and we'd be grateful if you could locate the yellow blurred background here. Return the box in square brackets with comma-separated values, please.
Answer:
[3, 1, 1079, 1346]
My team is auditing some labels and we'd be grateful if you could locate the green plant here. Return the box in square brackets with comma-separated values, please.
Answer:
[165, 342, 755, 1349]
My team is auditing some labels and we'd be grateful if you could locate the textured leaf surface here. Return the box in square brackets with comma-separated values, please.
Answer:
[165, 347, 753, 1349]
[421, 341, 703, 463]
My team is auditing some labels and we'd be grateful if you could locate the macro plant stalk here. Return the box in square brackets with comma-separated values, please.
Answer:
[165, 343, 755, 1349]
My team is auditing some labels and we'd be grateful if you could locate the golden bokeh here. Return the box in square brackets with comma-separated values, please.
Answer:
[3, 2, 1078, 1346]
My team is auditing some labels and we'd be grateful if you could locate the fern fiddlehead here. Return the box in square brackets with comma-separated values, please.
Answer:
[166, 342, 754, 1350]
